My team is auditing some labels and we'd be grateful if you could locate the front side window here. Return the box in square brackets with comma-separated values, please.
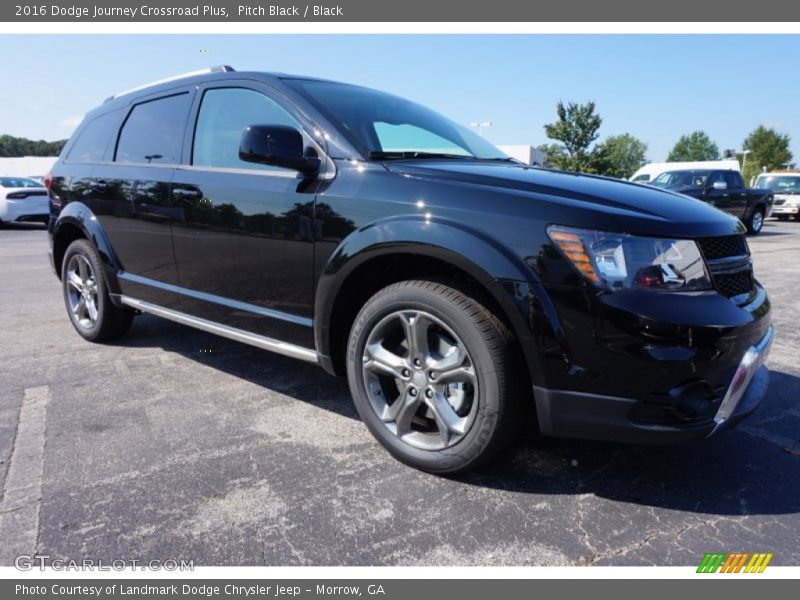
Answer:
[651, 170, 712, 189]
[708, 172, 726, 188]
[192, 87, 301, 172]
[115, 93, 191, 164]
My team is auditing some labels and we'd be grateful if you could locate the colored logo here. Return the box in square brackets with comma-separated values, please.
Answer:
[697, 552, 773, 573]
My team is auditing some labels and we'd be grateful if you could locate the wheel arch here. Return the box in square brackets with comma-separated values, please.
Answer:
[52, 202, 123, 297]
[314, 216, 543, 383]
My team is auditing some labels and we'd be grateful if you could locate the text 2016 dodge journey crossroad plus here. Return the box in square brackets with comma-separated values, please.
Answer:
[47, 66, 774, 473]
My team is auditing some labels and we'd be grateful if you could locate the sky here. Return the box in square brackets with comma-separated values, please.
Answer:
[0, 34, 798, 162]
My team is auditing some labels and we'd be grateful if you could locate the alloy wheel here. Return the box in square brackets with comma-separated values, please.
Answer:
[361, 309, 479, 450]
[65, 254, 100, 330]
[752, 210, 764, 232]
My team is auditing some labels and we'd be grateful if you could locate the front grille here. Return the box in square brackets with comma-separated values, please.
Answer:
[713, 270, 755, 299]
[773, 198, 786, 206]
[697, 234, 755, 301]
[697, 235, 748, 260]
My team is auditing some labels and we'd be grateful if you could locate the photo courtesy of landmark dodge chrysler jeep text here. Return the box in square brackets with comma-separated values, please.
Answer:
[46, 66, 774, 473]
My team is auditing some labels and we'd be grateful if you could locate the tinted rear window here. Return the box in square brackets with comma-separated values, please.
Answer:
[66, 110, 122, 163]
[115, 93, 190, 164]
[0, 177, 44, 188]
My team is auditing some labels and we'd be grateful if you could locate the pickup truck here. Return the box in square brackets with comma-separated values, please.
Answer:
[650, 169, 773, 234]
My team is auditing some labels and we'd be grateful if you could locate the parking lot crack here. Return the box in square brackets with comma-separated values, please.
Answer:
[574, 493, 598, 563]
[0, 386, 51, 564]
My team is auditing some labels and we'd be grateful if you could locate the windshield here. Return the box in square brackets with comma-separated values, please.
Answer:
[285, 79, 507, 160]
[755, 175, 800, 194]
[0, 177, 44, 188]
[651, 170, 713, 189]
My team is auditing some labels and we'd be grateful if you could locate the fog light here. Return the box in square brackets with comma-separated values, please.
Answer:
[668, 381, 716, 421]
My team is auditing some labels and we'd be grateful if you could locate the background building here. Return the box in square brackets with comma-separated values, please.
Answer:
[0, 156, 58, 178]
[497, 145, 545, 166]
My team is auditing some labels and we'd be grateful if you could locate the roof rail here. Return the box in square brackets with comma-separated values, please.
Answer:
[105, 65, 236, 102]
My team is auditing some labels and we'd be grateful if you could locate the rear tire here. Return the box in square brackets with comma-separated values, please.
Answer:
[61, 239, 133, 342]
[346, 280, 521, 474]
[746, 207, 765, 234]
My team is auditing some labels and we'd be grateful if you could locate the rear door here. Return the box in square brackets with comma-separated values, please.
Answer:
[169, 81, 320, 347]
[92, 89, 194, 307]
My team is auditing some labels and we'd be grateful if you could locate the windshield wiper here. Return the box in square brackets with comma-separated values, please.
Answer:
[368, 151, 477, 161]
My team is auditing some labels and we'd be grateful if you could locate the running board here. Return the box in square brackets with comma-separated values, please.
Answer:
[120, 296, 318, 364]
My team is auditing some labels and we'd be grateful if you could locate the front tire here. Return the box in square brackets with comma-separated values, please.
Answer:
[346, 280, 521, 474]
[746, 207, 765, 234]
[61, 239, 133, 342]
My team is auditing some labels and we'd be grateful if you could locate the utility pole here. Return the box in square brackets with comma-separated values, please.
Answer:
[470, 121, 492, 137]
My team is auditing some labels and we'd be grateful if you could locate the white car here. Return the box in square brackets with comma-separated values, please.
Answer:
[0, 176, 49, 226]
[755, 172, 800, 221]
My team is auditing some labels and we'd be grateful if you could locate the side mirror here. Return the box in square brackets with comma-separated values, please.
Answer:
[239, 125, 320, 174]
[711, 180, 728, 191]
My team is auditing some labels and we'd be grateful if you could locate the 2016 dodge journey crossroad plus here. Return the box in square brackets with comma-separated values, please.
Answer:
[47, 66, 774, 473]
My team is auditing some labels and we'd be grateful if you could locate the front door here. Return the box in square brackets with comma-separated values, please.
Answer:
[705, 171, 747, 218]
[170, 84, 318, 348]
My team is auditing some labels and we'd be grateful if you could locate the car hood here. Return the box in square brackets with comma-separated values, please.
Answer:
[385, 161, 741, 237]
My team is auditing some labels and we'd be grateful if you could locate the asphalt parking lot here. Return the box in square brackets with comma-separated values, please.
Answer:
[1, 220, 799, 567]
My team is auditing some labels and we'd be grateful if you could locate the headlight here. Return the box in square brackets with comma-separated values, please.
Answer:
[547, 225, 712, 291]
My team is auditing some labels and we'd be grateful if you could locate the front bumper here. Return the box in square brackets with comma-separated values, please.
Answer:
[534, 325, 774, 444]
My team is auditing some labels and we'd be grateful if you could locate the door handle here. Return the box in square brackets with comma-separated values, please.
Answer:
[93, 180, 108, 192]
[172, 187, 203, 200]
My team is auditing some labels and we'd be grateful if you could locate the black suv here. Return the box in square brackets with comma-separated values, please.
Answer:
[47, 67, 773, 473]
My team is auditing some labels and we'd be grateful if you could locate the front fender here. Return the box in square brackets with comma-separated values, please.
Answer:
[314, 215, 559, 384]
[52, 202, 123, 296]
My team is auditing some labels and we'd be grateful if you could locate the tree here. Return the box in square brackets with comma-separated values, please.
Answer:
[543, 101, 602, 172]
[591, 134, 648, 179]
[535, 143, 568, 168]
[743, 126, 792, 172]
[0, 134, 66, 157]
[667, 131, 719, 162]
[737, 153, 763, 187]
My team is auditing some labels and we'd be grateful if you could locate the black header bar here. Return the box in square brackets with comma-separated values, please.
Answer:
[3, 0, 800, 22]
